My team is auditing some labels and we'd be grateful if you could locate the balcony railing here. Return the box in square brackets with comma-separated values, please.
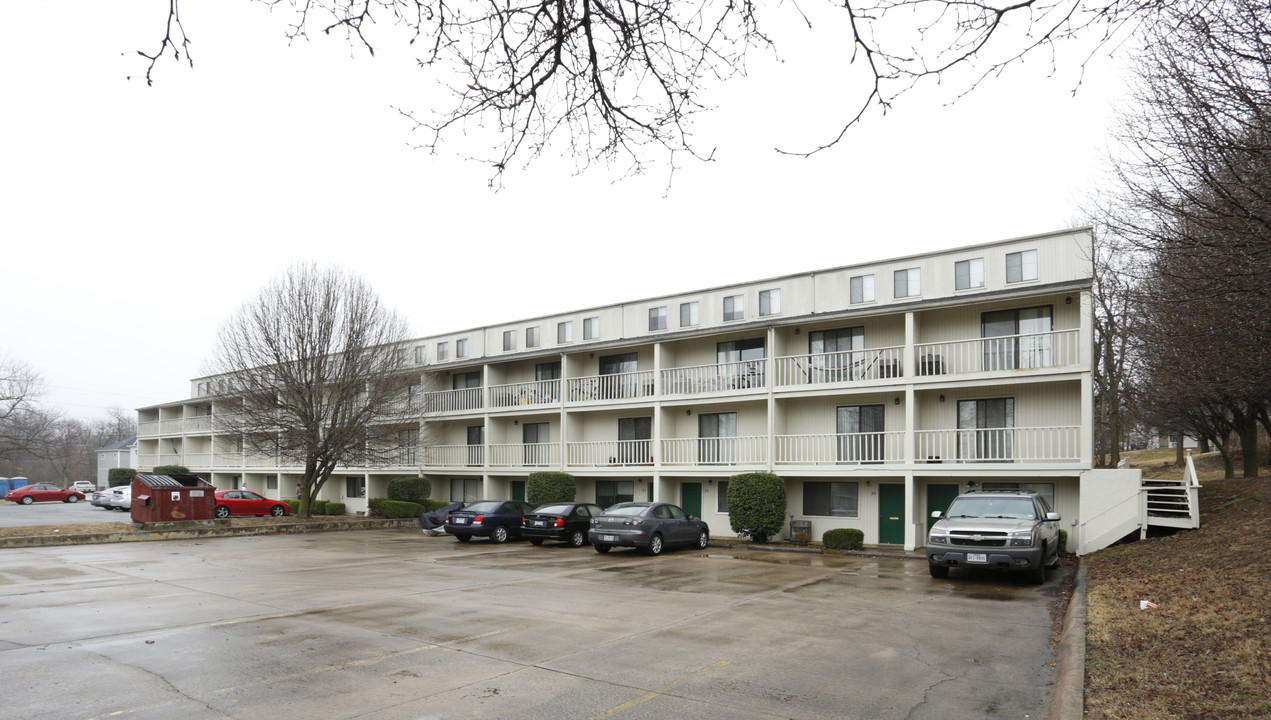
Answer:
[662, 360, 767, 396]
[489, 442, 559, 467]
[775, 432, 905, 465]
[424, 387, 484, 413]
[566, 371, 655, 402]
[423, 444, 485, 467]
[213, 452, 245, 467]
[182, 452, 212, 467]
[773, 347, 904, 387]
[138, 421, 160, 437]
[661, 436, 767, 465]
[914, 329, 1080, 377]
[915, 426, 1081, 463]
[490, 379, 562, 409]
[160, 419, 184, 434]
[185, 416, 212, 433]
[566, 439, 654, 467]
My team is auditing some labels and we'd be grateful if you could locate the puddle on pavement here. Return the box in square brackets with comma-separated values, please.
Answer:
[3, 566, 86, 581]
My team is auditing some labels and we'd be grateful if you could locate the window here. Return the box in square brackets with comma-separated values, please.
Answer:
[502, 330, 516, 352]
[345, 476, 366, 498]
[557, 321, 573, 343]
[837, 405, 885, 463]
[982, 306, 1054, 370]
[399, 428, 418, 465]
[598, 353, 639, 399]
[649, 306, 667, 331]
[526, 326, 540, 348]
[955, 258, 985, 290]
[893, 268, 921, 298]
[803, 481, 859, 517]
[450, 478, 479, 502]
[698, 412, 737, 463]
[466, 426, 484, 466]
[536, 361, 561, 381]
[618, 417, 652, 464]
[414, 346, 427, 364]
[266, 474, 278, 490]
[1006, 249, 1038, 283]
[452, 371, 481, 389]
[437, 342, 449, 361]
[759, 289, 781, 316]
[456, 338, 468, 358]
[680, 301, 699, 327]
[584, 317, 599, 340]
[717, 339, 765, 388]
[596, 480, 634, 508]
[717, 480, 729, 512]
[957, 398, 1015, 461]
[808, 327, 864, 382]
[850, 275, 875, 304]
[522, 422, 549, 465]
[723, 295, 744, 321]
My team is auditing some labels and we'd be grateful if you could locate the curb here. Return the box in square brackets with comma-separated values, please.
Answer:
[1047, 560, 1087, 720]
[0, 518, 420, 549]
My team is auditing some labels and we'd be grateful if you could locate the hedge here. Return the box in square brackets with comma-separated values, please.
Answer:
[325, 502, 346, 516]
[108, 468, 136, 487]
[387, 477, 431, 504]
[286, 499, 300, 513]
[726, 473, 787, 544]
[313, 500, 329, 515]
[527, 472, 576, 506]
[823, 528, 864, 550]
[150, 464, 189, 475]
[1058, 529, 1069, 556]
[376, 499, 427, 519]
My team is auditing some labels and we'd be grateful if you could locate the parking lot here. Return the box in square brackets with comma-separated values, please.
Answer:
[0, 495, 120, 527]
[0, 530, 1066, 719]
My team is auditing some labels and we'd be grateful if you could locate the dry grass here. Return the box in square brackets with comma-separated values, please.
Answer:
[1084, 455, 1271, 719]
[0, 514, 376, 539]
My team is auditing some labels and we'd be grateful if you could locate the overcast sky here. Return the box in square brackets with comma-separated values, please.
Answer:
[1, 1, 1127, 419]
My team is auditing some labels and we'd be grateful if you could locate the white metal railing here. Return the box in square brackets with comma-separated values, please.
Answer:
[182, 452, 211, 467]
[184, 416, 212, 433]
[160, 419, 184, 434]
[773, 347, 904, 387]
[159, 453, 184, 466]
[567, 371, 655, 402]
[661, 360, 767, 396]
[213, 452, 245, 467]
[566, 439, 654, 466]
[660, 436, 767, 465]
[914, 329, 1080, 377]
[245, 453, 280, 468]
[914, 426, 1081, 463]
[490, 379, 562, 408]
[138, 454, 158, 467]
[775, 432, 905, 465]
[423, 387, 484, 413]
[489, 442, 559, 467]
[424, 445, 485, 467]
[138, 421, 160, 437]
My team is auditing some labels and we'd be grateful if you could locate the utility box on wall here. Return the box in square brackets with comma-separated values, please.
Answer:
[131, 473, 216, 523]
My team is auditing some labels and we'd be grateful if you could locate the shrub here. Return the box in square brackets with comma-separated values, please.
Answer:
[286, 500, 300, 513]
[823, 528, 864, 550]
[726, 473, 787, 544]
[387, 477, 432, 504]
[151, 465, 189, 475]
[423, 499, 451, 512]
[313, 500, 329, 515]
[1058, 529, 1069, 556]
[527, 472, 576, 505]
[378, 499, 426, 519]
[793, 532, 812, 547]
[108, 468, 136, 487]
[325, 502, 346, 516]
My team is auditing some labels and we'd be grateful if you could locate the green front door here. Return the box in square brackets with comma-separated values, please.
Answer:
[926, 484, 960, 533]
[682, 482, 702, 519]
[878, 484, 905, 544]
[511, 480, 525, 503]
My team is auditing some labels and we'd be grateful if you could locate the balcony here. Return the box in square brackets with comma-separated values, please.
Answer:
[423, 445, 485, 467]
[138, 420, 160, 437]
[423, 387, 484, 414]
[662, 361, 766, 396]
[914, 329, 1080, 378]
[775, 432, 905, 465]
[490, 379, 561, 409]
[661, 436, 767, 465]
[566, 440, 653, 467]
[567, 371, 655, 403]
[915, 426, 1081, 463]
[489, 442, 559, 467]
[773, 347, 904, 388]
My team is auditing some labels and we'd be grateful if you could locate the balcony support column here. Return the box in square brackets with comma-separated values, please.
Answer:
[767, 327, 776, 474]
[904, 312, 916, 465]
[904, 472, 917, 551]
[1079, 289, 1094, 466]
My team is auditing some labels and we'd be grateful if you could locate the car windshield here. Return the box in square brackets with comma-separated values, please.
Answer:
[534, 504, 572, 515]
[461, 501, 502, 513]
[945, 497, 1036, 520]
[604, 504, 649, 517]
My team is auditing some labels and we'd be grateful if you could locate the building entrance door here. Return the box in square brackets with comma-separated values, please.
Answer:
[511, 480, 525, 503]
[681, 482, 702, 519]
[878, 484, 905, 544]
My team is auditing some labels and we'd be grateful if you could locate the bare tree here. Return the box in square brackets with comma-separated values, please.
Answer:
[138, 0, 1171, 180]
[0, 356, 57, 464]
[205, 263, 421, 517]
[1089, 228, 1139, 466]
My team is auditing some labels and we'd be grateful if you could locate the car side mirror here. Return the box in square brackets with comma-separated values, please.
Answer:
[930, 510, 943, 519]
[1046, 512, 1061, 522]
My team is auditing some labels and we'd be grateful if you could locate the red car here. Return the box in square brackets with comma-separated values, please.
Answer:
[212, 490, 291, 518]
[5, 483, 85, 505]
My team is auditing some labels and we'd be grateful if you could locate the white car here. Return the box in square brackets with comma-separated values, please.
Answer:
[71, 481, 96, 494]
[91, 489, 116, 508]
[107, 485, 132, 511]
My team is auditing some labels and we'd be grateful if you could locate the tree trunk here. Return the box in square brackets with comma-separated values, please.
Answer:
[1175, 429, 1186, 467]
[1239, 421, 1260, 478]
[1199, 436, 1210, 453]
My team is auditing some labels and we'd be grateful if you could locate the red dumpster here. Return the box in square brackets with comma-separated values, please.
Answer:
[131, 473, 217, 523]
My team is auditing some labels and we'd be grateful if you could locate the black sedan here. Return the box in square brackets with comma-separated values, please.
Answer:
[523, 503, 607, 547]
[445, 500, 535, 543]
[589, 502, 709, 556]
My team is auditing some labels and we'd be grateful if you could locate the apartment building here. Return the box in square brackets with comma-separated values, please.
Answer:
[138, 227, 1147, 551]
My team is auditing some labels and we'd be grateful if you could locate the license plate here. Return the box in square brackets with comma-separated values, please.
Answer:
[601, 534, 617, 542]
[967, 552, 987, 563]
[532, 520, 544, 526]
[454, 518, 469, 525]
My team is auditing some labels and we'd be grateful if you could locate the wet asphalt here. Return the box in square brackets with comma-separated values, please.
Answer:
[0, 530, 1067, 719]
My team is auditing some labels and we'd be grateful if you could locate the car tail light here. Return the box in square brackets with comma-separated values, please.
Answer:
[445, 514, 451, 523]
[473, 514, 484, 525]
[554, 518, 565, 527]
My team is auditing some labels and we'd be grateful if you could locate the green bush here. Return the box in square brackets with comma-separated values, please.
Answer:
[423, 499, 451, 512]
[367, 497, 386, 517]
[286, 500, 300, 513]
[313, 500, 329, 515]
[378, 499, 426, 518]
[325, 502, 347, 516]
[726, 473, 787, 544]
[108, 468, 136, 487]
[527, 472, 576, 506]
[151, 464, 189, 475]
[823, 528, 864, 550]
[1058, 529, 1069, 556]
[387, 477, 431, 504]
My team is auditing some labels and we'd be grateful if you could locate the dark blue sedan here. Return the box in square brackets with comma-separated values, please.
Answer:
[588, 502, 709, 555]
[445, 500, 535, 543]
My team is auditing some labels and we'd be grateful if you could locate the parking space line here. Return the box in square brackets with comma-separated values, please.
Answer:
[590, 660, 730, 719]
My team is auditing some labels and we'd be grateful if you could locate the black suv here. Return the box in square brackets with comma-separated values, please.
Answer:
[926, 489, 1061, 584]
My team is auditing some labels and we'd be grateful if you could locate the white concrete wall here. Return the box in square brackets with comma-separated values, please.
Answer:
[1077, 468, 1144, 555]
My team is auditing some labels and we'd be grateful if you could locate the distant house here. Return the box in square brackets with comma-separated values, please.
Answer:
[97, 437, 137, 488]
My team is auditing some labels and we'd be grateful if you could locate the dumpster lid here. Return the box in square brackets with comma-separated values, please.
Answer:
[135, 473, 210, 488]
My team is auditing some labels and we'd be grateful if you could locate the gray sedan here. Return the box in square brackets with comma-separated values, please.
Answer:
[589, 502, 709, 556]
